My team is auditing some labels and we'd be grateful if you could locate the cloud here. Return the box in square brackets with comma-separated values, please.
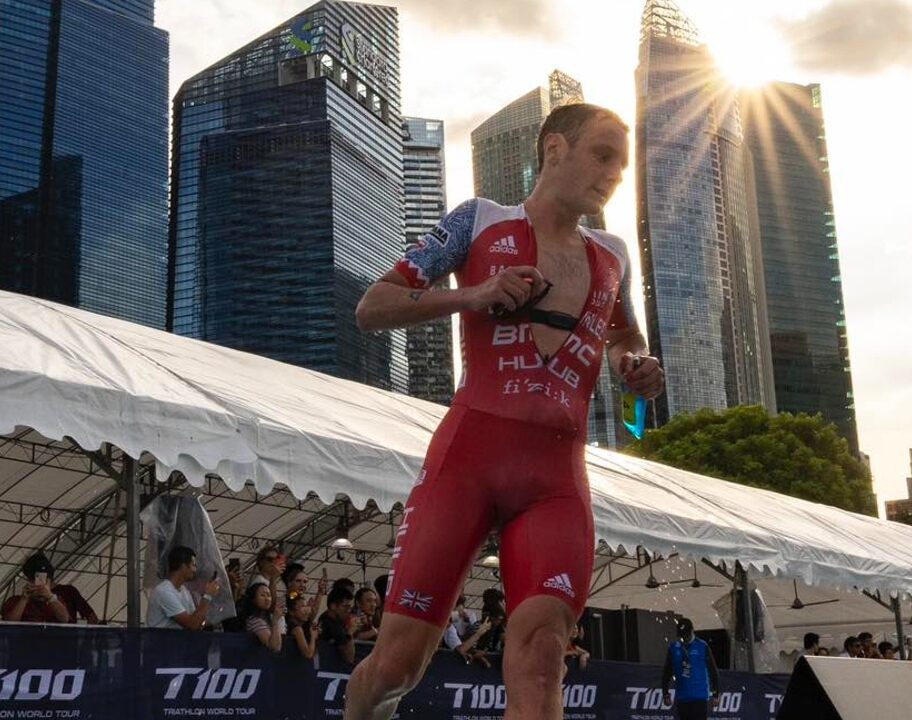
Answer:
[394, 0, 554, 37]
[777, 0, 912, 74]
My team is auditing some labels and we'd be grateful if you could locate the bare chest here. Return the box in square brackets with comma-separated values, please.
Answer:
[535, 244, 591, 317]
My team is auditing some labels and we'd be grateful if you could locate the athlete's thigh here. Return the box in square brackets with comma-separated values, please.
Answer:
[498, 482, 594, 619]
[384, 408, 495, 628]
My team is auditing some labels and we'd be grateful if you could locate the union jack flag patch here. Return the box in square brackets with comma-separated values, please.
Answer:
[398, 589, 433, 613]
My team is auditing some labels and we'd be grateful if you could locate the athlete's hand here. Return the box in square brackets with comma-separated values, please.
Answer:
[462, 266, 547, 313]
[620, 352, 664, 400]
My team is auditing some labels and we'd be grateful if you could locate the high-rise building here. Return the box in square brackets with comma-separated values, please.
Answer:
[402, 117, 453, 405]
[168, 1, 407, 392]
[885, 451, 912, 525]
[741, 83, 858, 451]
[470, 70, 626, 447]
[0, 0, 168, 328]
[635, 0, 775, 425]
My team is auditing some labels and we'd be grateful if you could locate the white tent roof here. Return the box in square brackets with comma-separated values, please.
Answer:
[3, 289, 912, 604]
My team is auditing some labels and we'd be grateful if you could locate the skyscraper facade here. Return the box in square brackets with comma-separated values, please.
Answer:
[470, 70, 626, 447]
[741, 83, 858, 451]
[635, 0, 775, 425]
[168, 1, 407, 392]
[402, 117, 453, 405]
[0, 0, 168, 327]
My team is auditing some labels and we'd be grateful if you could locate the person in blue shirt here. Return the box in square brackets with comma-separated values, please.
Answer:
[662, 617, 721, 720]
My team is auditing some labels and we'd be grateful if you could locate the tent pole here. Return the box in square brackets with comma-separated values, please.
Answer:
[738, 564, 756, 673]
[892, 596, 907, 660]
[124, 454, 141, 628]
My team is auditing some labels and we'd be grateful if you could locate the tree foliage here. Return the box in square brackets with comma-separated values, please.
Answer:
[625, 405, 876, 516]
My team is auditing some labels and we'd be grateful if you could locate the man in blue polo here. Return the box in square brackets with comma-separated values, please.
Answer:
[662, 617, 720, 720]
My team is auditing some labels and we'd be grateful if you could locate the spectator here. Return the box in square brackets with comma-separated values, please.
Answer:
[1, 552, 98, 624]
[147, 546, 219, 630]
[454, 618, 493, 664]
[242, 582, 283, 652]
[878, 641, 897, 659]
[662, 618, 720, 720]
[284, 564, 327, 622]
[450, 594, 479, 640]
[839, 636, 863, 658]
[480, 587, 505, 621]
[373, 574, 389, 628]
[286, 592, 320, 660]
[817, 647, 830, 656]
[250, 546, 284, 612]
[352, 588, 380, 642]
[565, 623, 590, 671]
[319, 586, 356, 664]
[459, 606, 507, 669]
[220, 558, 246, 632]
[858, 631, 882, 658]
[332, 577, 357, 596]
[802, 633, 820, 656]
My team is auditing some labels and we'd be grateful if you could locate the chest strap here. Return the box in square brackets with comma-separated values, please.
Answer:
[528, 308, 579, 331]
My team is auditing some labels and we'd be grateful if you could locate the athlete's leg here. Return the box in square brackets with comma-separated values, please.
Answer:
[343, 614, 442, 720]
[497, 461, 594, 720]
[502, 594, 576, 720]
[344, 408, 495, 719]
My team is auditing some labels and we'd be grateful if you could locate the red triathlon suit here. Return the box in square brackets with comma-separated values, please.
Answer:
[386, 198, 638, 627]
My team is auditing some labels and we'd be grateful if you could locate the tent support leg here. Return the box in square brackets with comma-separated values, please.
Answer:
[737, 564, 756, 673]
[123, 454, 140, 628]
[892, 596, 907, 660]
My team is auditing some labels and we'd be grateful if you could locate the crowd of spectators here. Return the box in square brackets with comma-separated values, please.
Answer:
[1, 546, 593, 674]
[803, 631, 905, 659]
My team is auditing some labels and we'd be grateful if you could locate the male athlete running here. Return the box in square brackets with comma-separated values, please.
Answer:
[346, 103, 664, 720]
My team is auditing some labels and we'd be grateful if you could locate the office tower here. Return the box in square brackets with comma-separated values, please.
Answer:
[168, 1, 407, 392]
[402, 117, 454, 405]
[884, 451, 912, 525]
[470, 70, 624, 446]
[0, 0, 169, 328]
[741, 83, 858, 451]
[635, 0, 775, 426]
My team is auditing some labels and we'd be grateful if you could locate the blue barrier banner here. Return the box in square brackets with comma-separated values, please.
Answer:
[0, 625, 788, 719]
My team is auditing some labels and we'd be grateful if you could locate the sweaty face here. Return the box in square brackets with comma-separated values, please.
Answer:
[552, 115, 629, 215]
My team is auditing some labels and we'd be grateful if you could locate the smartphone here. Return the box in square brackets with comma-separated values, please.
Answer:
[321, 567, 328, 580]
[210, 569, 219, 581]
[33, 571, 47, 587]
[227, 558, 240, 573]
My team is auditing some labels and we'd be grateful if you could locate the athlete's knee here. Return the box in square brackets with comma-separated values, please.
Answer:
[505, 623, 567, 688]
[366, 647, 430, 699]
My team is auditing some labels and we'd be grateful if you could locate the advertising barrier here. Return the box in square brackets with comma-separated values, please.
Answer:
[0, 625, 788, 719]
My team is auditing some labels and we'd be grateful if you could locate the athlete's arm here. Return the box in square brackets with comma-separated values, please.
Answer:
[355, 266, 545, 332]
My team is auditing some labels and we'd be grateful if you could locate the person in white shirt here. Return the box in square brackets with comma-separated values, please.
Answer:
[450, 595, 479, 640]
[147, 546, 220, 630]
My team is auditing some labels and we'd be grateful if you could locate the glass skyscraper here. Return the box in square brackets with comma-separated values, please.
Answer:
[470, 70, 626, 447]
[0, 0, 168, 327]
[403, 117, 453, 405]
[741, 83, 858, 451]
[635, 0, 775, 425]
[168, 1, 407, 392]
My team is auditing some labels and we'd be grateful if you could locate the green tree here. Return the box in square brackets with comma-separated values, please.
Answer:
[625, 405, 876, 515]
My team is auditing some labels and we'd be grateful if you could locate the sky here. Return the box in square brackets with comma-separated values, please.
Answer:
[157, 0, 912, 514]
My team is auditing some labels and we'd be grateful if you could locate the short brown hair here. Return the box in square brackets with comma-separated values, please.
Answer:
[536, 103, 628, 171]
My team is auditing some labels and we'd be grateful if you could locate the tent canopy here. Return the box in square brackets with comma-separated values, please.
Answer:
[3, 289, 912, 612]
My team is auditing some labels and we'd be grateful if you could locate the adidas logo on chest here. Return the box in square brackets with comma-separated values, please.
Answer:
[489, 235, 519, 255]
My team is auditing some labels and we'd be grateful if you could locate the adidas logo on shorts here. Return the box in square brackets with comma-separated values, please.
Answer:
[543, 573, 575, 598]
[489, 235, 519, 255]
